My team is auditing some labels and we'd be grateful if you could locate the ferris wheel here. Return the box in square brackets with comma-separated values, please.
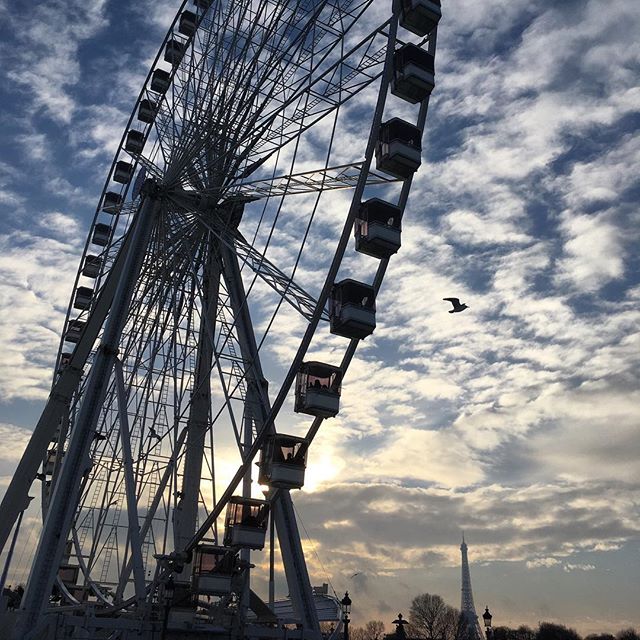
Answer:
[0, 0, 441, 637]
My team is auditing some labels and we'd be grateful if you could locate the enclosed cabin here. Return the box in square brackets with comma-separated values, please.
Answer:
[82, 255, 102, 278]
[375, 118, 422, 180]
[223, 497, 269, 550]
[102, 191, 123, 214]
[138, 99, 158, 124]
[92, 223, 111, 246]
[165, 39, 185, 66]
[151, 68, 171, 93]
[329, 279, 376, 340]
[113, 160, 134, 184]
[192, 545, 235, 596]
[73, 286, 93, 310]
[125, 130, 145, 155]
[57, 352, 72, 374]
[391, 43, 435, 104]
[355, 199, 402, 259]
[259, 434, 308, 490]
[399, 0, 442, 37]
[65, 320, 85, 344]
[295, 361, 342, 418]
[179, 10, 198, 37]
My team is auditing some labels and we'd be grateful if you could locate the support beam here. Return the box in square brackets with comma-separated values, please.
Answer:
[0, 218, 143, 556]
[218, 243, 320, 640]
[13, 191, 160, 640]
[114, 358, 146, 604]
[173, 235, 220, 553]
[272, 491, 321, 638]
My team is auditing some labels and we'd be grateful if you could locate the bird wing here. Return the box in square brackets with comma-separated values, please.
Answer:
[443, 297, 460, 304]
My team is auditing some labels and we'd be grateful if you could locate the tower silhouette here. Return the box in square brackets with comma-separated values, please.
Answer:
[460, 534, 484, 640]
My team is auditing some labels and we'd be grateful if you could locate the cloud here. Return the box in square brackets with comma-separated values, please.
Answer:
[3, 0, 109, 124]
[0, 222, 82, 400]
[526, 557, 560, 569]
[563, 563, 595, 573]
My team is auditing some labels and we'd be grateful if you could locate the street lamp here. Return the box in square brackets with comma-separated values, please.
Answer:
[482, 606, 493, 639]
[341, 592, 352, 640]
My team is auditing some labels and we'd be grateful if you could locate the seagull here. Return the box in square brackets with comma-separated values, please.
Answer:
[443, 297, 468, 313]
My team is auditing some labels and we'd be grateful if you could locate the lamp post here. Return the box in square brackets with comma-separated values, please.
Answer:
[341, 592, 352, 640]
[482, 606, 493, 640]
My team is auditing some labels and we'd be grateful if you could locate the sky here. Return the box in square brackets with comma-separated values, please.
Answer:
[0, 0, 639, 635]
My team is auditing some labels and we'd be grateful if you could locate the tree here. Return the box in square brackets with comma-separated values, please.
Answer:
[617, 631, 640, 640]
[494, 626, 536, 640]
[349, 621, 386, 640]
[363, 620, 386, 640]
[409, 593, 461, 640]
[536, 623, 581, 640]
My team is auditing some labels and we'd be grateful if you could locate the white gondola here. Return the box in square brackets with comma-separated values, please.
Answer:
[101, 191, 123, 214]
[150, 69, 171, 93]
[82, 255, 101, 278]
[259, 434, 308, 489]
[399, 0, 442, 37]
[125, 130, 145, 155]
[329, 279, 376, 340]
[179, 10, 197, 36]
[138, 99, 157, 124]
[165, 39, 185, 66]
[192, 545, 235, 596]
[223, 497, 269, 550]
[375, 118, 422, 180]
[73, 286, 93, 310]
[113, 161, 133, 184]
[295, 361, 342, 418]
[91, 223, 111, 246]
[64, 320, 86, 343]
[391, 43, 435, 104]
[355, 199, 402, 259]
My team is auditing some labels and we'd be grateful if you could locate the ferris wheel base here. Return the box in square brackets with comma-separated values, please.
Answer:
[3, 590, 340, 640]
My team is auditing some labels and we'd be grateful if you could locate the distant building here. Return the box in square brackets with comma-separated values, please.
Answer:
[460, 534, 484, 640]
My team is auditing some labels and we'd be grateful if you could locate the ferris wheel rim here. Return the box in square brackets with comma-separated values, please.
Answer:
[19, 0, 442, 615]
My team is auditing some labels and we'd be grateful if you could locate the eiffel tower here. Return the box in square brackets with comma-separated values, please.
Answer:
[460, 534, 484, 640]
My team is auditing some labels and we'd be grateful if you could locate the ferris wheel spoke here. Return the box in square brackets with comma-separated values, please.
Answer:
[159, 1, 379, 187]
[232, 22, 390, 175]
[192, 211, 327, 322]
[227, 161, 398, 200]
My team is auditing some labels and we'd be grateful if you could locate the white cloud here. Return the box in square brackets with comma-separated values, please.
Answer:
[4, 0, 110, 123]
[556, 211, 625, 291]
[526, 557, 560, 569]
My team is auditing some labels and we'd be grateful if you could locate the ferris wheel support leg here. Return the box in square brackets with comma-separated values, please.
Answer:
[0, 205, 151, 558]
[13, 191, 160, 640]
[272, 491, 321, 640]
[114, 358, 147, 605]
[217, 242, 319, 637]
[217, 240, 270, 620]
[173, 236, 221, 554]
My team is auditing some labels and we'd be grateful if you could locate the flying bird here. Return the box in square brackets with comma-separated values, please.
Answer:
[443, 297, 468, 313]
